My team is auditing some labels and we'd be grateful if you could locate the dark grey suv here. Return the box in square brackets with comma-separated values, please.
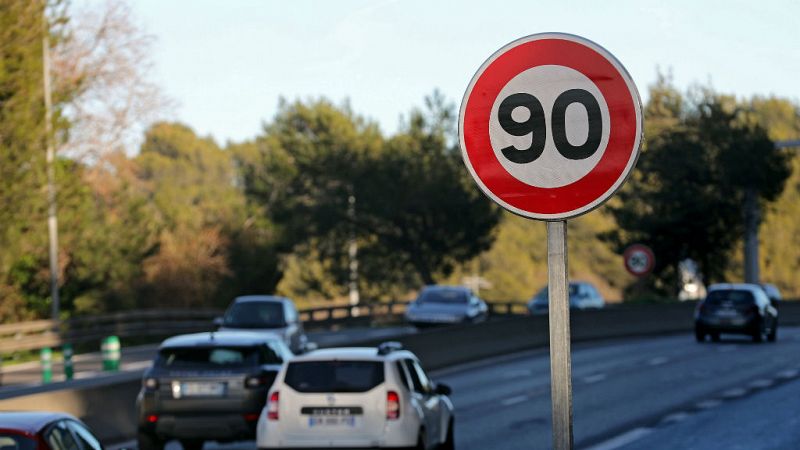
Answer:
[216, 295, 308, 353]
[136, 331, 292, 450]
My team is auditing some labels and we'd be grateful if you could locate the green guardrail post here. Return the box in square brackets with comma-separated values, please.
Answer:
[63, 343, 74, 380]
[102, 336, 120, 372]
[41, 347, 53, 384]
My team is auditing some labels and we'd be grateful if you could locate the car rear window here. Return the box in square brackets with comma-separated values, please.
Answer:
[0, 435, 36, 450]
[418, 289, 468, 304]
[156, 346, 263, 369]
[284, 361, 384, 393]
[706, 290, 755, 305]
[224, 301, 286, 328]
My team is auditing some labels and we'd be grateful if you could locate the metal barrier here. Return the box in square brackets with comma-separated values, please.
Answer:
[0, 300, 419, 355]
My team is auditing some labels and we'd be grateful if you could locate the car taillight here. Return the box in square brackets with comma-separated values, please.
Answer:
[143, 377, 159, 390]
[243, 413, 260, 422]
[387, 391, 400, 420]
[267, 391, 280, 420]
[245, 374, 274, 389]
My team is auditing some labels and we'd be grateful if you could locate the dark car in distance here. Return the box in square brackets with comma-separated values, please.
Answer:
[695, 283, 778, 343]
[404, 285, 489, 327]
[136, 331, 292, 450]
[0, 412, 104, 450]
[216, 296, 308, 353]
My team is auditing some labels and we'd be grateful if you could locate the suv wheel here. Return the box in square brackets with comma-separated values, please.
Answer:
[180, 439, 204, 450]
[694, 328, 706, 342]
[752, 319, 764, 343]
[137, 432, 164, 450]
[767, 321, 778, 342]
[440, 419, 455, 450]
[414, 428, 426, 450]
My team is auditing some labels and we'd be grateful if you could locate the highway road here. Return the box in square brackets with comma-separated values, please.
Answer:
[113, 326, 800, 450]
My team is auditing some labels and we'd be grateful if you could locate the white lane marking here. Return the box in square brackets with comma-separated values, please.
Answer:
[718, 345, 739, 352]
[722, 388, 748, 398]
[660, 412, 689, 424]
[585, 427, 653, 450]
[777, 369, 799, 379]
[647, 356, 669, 366]
[74, 371, 101, 380]
[696, 399, 722, 409]
[106, 440, 136, 450]
[121, 360, 152, 371]
[583, 373, 607, 384]
[502, 369, 532, 379]
[749, 379, 774, 389]
[501, 395, 528, 406]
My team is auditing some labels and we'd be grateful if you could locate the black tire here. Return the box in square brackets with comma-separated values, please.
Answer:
[180, 440, 204, 450]
[752, 319, 764, 343]
[695, 328, 706, 342]
[440, 419, 455, 450]
[710, 332, 721, 342]
[137, 432, 164, 450]
[415, 428, 426, 450]
[768, 321, 778, 342]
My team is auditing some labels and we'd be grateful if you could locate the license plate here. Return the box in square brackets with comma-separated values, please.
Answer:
[180, 382, 226, 397]
[308, 416, 357, 427]
[716, 309, 738, 318]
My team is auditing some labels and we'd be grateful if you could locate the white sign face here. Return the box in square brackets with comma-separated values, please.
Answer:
[627, 250, 650, 274]
[489, 65, 611, 188]
[624, 244, 655, 276]
[460, 33, 643, 220]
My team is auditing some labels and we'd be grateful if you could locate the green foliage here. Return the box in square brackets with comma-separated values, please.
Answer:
[608, 80, 793, 295]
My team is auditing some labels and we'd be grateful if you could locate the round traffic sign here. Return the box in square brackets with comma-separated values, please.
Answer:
[459, 33, 643, 220]
[624, 244, 655, 277]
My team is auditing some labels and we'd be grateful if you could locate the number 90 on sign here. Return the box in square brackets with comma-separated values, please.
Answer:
[489, 64, 611, 190]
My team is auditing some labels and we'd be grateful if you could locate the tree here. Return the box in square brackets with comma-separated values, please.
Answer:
[0, 0, 49, 321]
[359, 101, 501, 285]
[52, 0, 170, 159]
[135, 122, 247, 307]
[608, 86, 792, 294]
[239, 94, 501, 300]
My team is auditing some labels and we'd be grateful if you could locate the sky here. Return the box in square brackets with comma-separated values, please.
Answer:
[120, 0, 800, 145]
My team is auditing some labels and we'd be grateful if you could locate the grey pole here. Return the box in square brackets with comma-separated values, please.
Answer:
[547, 220, 573, 450]
[742, 140, 799, 285]
[42, 18, 60, 322]
[347, 193, 360, 315]
[743, 188, 760, 284]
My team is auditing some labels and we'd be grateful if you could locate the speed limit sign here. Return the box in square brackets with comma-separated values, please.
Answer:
[459, 33, 643, 220]
[459, 33, 643, 450]
[624, 244, 655, 277]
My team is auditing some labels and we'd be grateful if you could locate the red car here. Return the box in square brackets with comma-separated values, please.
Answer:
[0, 412, 104, 450]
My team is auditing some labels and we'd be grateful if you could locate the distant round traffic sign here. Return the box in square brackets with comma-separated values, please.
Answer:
[624, 244, 655, 277]
[459, 33, 643, 220]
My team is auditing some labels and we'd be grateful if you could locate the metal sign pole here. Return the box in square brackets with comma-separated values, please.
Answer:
[547, 220, 573, 450]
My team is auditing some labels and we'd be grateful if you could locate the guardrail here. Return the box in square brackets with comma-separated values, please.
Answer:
[0, 300, 425, 355]
[0, 299, 536, 355]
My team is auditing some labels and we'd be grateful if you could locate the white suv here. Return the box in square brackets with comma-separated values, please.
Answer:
[256, 342, 455, 449]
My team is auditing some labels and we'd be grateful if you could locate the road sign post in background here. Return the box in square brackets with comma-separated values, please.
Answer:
[624, 244, 656, 277]
[460, 33, 642, 449]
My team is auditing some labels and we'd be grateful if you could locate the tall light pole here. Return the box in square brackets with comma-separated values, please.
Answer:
[743, 139, 800, 284]
[347, 190, 360, 315]
[43, 15, 60, 322]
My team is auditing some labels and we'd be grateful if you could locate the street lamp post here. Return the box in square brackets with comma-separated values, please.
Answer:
[42, 18, 60, 322]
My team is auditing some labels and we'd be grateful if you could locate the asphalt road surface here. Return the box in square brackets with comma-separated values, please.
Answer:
[115, 327, 800, 450]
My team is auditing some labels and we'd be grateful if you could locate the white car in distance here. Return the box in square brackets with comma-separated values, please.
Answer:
[257, 342, 455, 449]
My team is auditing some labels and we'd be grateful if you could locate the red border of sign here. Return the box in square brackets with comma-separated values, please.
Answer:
[459, 33, 642, 220]
[624, 244, 655, 276]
